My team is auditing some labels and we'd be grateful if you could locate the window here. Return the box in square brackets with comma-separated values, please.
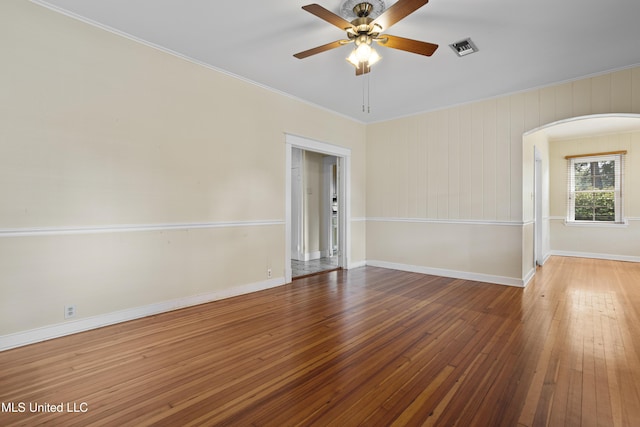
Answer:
[566, 152, 625, 223]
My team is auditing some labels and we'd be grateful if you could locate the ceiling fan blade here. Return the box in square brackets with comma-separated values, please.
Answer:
[294, 40, 345, 59]
[377, 34, 438, 56]
[302, 4, 355, 32]
[371, 0, 429, 31]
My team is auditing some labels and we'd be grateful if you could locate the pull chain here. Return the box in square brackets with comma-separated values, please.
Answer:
[362, 73, 365, 112]
[367, 73, 371, 114]
[362, 72, 371, 114]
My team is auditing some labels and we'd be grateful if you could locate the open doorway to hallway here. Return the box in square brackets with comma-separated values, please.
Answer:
[285, 134, 351, 283]
[290, 148, 340, 278]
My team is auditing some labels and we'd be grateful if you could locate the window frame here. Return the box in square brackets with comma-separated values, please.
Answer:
[566, 153, 624, 224]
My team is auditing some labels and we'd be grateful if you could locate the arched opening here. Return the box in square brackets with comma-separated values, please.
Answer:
[522, 114, 640, 283]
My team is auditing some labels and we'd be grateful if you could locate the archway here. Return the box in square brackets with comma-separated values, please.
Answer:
[522, 113, 640, 283]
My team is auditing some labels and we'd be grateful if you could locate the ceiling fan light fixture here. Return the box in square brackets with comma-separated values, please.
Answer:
[367, 48, 381, 65]
[346, 45, 380, 68]
[347, 50, 360, 67]
[355, 43, 372, 62]
[296, 0, 436, 78]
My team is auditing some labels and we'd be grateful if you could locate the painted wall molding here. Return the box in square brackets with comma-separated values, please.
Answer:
[303, 251, 323, 261]
[0, 276, 287, 351]
[366, 260, 526, 288]
[550, 216, 640, 221]
[550, 250, 640, 263]
[30, 1, 362, 125]
[0, 220, 285, 238]
[348, 260, 367, 269]
[366, 217, 525, 227]
[522, 267, 536, 287]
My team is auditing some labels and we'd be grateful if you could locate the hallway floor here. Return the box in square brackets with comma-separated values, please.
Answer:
[291, 256, 339, 278]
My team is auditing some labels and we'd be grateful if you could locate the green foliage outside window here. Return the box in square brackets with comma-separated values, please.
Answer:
[573, 160, 616, 222]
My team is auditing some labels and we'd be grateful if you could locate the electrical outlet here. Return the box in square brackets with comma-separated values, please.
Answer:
[64, 305, 76, 319]
[267, 268, 272, 279]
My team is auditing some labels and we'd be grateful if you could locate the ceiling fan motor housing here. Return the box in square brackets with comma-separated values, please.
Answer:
[340, 0, 386, 20]
[353, 2, 374, 17]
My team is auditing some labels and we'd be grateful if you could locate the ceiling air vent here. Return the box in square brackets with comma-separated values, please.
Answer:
[449, 38, 478, 57]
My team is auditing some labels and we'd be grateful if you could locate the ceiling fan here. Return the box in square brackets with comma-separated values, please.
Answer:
[294, 0, 438, 76]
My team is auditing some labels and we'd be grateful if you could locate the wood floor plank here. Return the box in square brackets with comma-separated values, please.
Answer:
[2, 258, 640, 426]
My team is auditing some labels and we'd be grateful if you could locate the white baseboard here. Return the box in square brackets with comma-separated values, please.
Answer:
[303, 251, 323, 261]
[366, 260, 526, 287]
[348, 260, 367, 269]
[523, 267, 536, 287]
[541, 252, 553, 266]
[0, 277, 286, 352]
[550, 250, 640, 263]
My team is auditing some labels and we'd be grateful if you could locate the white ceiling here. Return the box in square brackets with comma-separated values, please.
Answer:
[34, 0, 640, 123]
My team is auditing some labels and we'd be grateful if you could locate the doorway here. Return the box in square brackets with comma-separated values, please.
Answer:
[285, 134, 351, 283]
[290, 149, 339, 277]
[522, 113, 640, 281]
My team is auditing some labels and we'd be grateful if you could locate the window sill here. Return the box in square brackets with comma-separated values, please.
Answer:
[564, 219, 628, 228]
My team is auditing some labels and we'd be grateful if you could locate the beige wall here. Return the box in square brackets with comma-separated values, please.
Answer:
[3, 0, 640, 345]
[548, 132, 640, 260]
[367, 67, 640, 283]
[0, 0, 365, 340]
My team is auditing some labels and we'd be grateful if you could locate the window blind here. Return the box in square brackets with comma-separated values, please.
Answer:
[566, 151, 626, 223]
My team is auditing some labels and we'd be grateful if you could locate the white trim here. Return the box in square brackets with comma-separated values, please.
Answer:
[556, 217, 640, 223]
[550, 216, 640, 222]
[285, 134, 351, 284]
[550, 250, 640, 263]
[366, 260, 526, 288]
[541, 252, 553, 266]
[366, 217, 524, 227]
[523, 267, 536, 287]
[567, 153, 623, 223]
[0, 220, 284, 238]
[302, 251, 323, 261]
[286, 143, 293, 278]
[285, 134, 352, 157]
[1, 276, 287, 351]
[550, 215, 631, 227]
[29, 1, 640, 126]
[351, 217, 367, 222]
[348, 260, 367, 269]
[30, 1, 365, 125]
[524, 113, 640, 137]
[563, 220, 629, 228]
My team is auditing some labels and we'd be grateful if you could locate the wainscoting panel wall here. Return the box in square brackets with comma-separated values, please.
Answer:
[1, 0, 366, 347]
[366, 67, 640, 284]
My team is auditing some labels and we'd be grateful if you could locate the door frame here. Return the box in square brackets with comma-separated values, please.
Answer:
[534, 146, 543, 267]
[290, 147, 304, 261]
[285, 134, 351, 283]
[322, 155, 338, 258]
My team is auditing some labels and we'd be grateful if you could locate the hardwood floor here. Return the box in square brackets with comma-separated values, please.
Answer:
[1, 256, 640, 426]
